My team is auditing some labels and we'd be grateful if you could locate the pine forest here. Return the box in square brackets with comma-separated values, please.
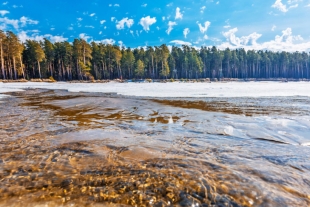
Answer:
[0, 31, 309, 81]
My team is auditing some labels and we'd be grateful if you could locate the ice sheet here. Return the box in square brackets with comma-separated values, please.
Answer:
[1, 81, 310, 98]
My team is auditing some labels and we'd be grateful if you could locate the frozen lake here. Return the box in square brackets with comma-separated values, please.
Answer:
[1, 81, 310, 98]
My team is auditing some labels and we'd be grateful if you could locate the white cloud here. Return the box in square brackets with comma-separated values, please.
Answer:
[79, 33, 91, 41]
[198, 21, 211, 33]
[274, 27, 303, 43]
[116, 17, 134, 30]
[271, 0, 298, 12]
[13, 4, 22, 8]
[223, 19, 230, 29]
[100, 20, 106, 24]
[272, 0, 288, 12]
[118, 40, 125, 48]
[183, 28, 190, 38]
[45, 34, 68, 43]
[289, 4, 298, 9]
[139, 16, 156, 31]
[287, 0, 301, 4]
[200, 6, 206, 13]
[77, 18, 83, 21]
[89, 13, 95, 17]
[0, 17, 19, 29]
[271, 25, 277, 31]
[18, 31, 67, 43]
[100, 39, 115, 45]
[18, 31, 42, 42]
[109, 4, 119, 7]
[166, 21, 177, 35]
[2, 2, 8, 5]
[0, 10, 9, 16]
[141, 4, 147, 7]
[111, 17, 115, 22]
[204, 35, 209, 40]
[170, 40, 192, 46]
[20, 16, 39, 27]
[175, 7, 183, 20]
[218, 27, 308, 52]
[85, 25, 94, 28]
[222, 27, 262, 46]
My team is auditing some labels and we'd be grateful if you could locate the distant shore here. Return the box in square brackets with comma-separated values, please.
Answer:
[1, 78, 310, 84]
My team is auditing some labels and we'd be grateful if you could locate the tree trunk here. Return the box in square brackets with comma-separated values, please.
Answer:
[62, 60, 65, 80]
[152, 55, 154, 79]
[19, 55, 25, 79]
[38, 61, 41, 79]
[1, 42, 5, 79]
[50, 62, 53, 77]
[101, 61, 105, 79]
[13, 57, 17, 80]
[8, 59, 12, 80]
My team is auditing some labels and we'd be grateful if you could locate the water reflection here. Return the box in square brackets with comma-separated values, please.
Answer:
[0, 89, 309, 206]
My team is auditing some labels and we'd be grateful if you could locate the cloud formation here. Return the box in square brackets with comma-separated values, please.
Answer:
[79, 33, 91, 41]
[198, 21, 211, 34]
[0, 0, 308, 53]
[20, 16, 39, 27]
[175, 7, 183, 20]
[222, 27, 262, 46]
[0, 10, 9, 16]
[166, 21, 177, 35]
[272, 0, 298, 12]
[183, 28, 190, 38]
[100, 38, 116, 45]
[116, 17, 134, 30]
[139, 16, 156, 31]
[219, 27, 308, 52]
[170, 40, 192, 46]
[18, 31, 67, 43]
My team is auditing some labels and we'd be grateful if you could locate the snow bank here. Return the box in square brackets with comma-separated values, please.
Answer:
[0, 81, 310, 98]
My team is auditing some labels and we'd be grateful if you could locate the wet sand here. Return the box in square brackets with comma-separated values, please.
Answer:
[0, 89, 309, 206]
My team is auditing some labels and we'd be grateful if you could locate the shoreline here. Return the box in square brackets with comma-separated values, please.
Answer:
[1, 78, 310, 84]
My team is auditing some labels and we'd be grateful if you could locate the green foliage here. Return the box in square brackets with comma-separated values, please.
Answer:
[135, 59, 145, 78]
[0, 31, 310, 81]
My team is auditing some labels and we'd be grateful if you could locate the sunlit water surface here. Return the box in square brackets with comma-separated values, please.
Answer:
[0, 82, 309, 207]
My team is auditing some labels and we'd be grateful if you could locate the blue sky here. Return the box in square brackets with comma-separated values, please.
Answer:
[0, 0, 310, 51]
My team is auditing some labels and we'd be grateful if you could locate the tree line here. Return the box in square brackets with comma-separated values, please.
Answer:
[0, 30, 309, 81]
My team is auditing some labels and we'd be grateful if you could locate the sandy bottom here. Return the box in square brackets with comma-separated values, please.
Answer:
[0, 89, 309, 207]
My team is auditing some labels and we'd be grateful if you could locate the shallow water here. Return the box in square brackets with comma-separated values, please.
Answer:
[0, 88, 309, 206]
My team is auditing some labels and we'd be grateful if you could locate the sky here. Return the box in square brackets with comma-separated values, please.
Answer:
[0, 0, 310, 51]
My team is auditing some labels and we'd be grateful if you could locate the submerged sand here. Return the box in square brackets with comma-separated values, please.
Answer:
[0, 89, 309, 206]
